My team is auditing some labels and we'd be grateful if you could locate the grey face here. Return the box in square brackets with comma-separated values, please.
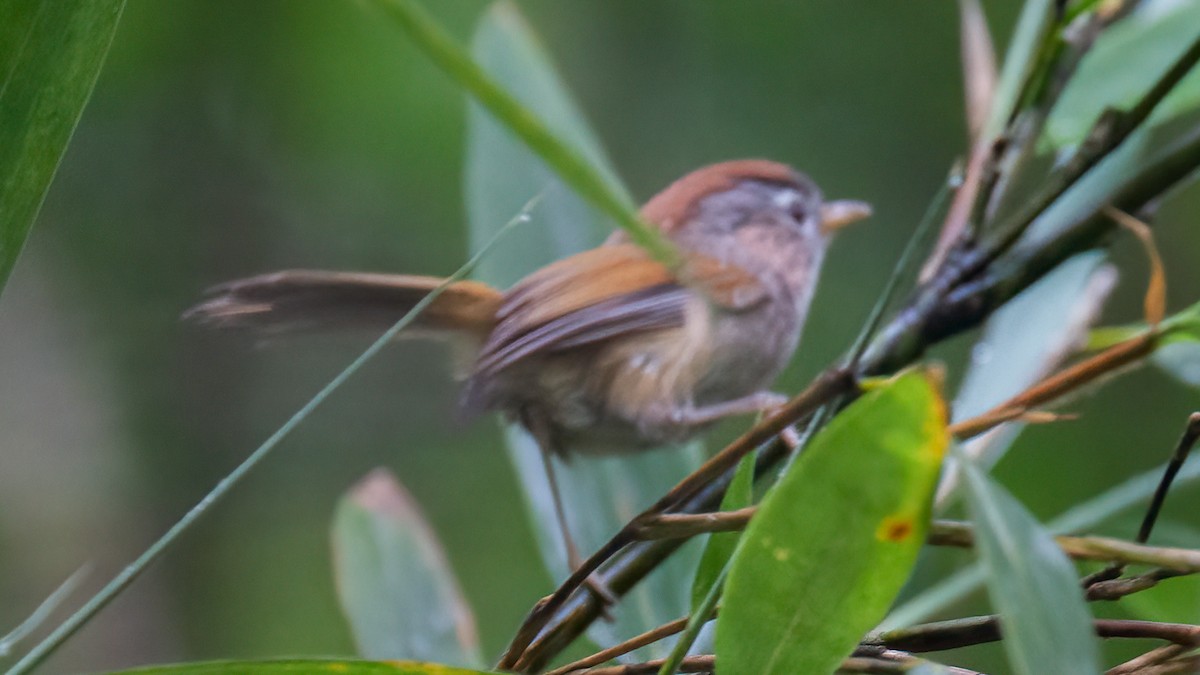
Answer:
[686, 178, 826, 243]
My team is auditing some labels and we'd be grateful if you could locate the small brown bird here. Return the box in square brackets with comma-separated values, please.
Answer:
[187, 159, 868, 456]
[186, 159, 868, 572]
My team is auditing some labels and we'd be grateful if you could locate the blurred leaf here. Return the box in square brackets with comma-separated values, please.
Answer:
[715, 370, 947, 675]
[690, 454, 755, 613]
[465, 0, 618, 286]
[1044, 0, 1200, 149]
[108, 659, 496, 674]
[0, 567, 88, 657]
[959, 454, 1101, 675]
[983, 0, 1053, 138]
[938, 252, 1114, 503]
[331, 469, 482, 667]
[464, 1, 703, 656]
[0, 0, 124, 293]
[1015, 125, 1150, 251]
[372, 0, 678, 265]
[1155, 340, 1200, 387]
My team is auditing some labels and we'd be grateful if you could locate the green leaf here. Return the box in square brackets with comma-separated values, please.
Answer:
[1044, 0, 1200, 149]
[464, 1, 703, 656]
[106, 659, 496, 674]
[0, 0, 125, 293]
[331, 469, 482, 666]
[959, 454, 1101, 675]
[689, 453, 755, 613]
[984, 0, 1054, 138]
[716, 370, 948, 675]
[940, 253, 1112, 502]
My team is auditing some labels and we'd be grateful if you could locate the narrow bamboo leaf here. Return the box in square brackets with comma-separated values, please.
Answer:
[939, 253, 1114, 503]
[0, 0, 125, 293]
[716, 370, 948, 675]
[1044, 0, 1200, 149]
[690, 454, 755, 613]
[983, 0, 1053, 138]
[464, 1, 703, 656]
[465, 0, 617, 286]
[106, 659, 496, 674]
[331, 469, 482, 666]
[959, 455, 1101, 675]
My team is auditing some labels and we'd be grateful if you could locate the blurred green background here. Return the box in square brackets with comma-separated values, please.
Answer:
[2, 1, 1199, 672]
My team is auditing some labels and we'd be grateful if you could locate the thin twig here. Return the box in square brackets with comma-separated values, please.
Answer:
[931, 521, 1200, 572]
[545, 615, 699, 675]
[574, 655, 713, 675]
[1138, 413, 1200, 544]
[868, 615, 1200, 653]
[1107, 643, 1193, 675]
[637, 514, 1200, 575]
[1086, 567, 1186, 601]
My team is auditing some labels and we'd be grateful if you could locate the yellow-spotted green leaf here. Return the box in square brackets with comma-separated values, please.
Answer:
[464, 1, 703, 657]
[108, 659, 496, 674]
[959, 454, 1101, 675]
[690, 453, 755, 613]
[0, 0, 124, 293]
[331, 469, 482, 667]
[715, 369, 948, 675]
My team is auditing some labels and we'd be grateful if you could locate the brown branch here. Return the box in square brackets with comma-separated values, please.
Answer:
[544, 613, 709, 675]
[1107, 644, 1193, 675]
[930, 520, 1200, 572]
[635, 514, 1200, 576]
[1086, 568, 1186, 601]
[570, 655, 713, 674]
[868, 615, 1200, 653]
[556, 652, 980, 675]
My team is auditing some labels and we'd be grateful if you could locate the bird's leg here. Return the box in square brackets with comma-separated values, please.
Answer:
[524, 412, 618, 612]
[666, 391, 789, 426]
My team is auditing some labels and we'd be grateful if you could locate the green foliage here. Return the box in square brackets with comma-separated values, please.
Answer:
[109, 660, 495, 675]
[1045, 0, 1200, 148]
[331, 469, 482, 667]
[715, 370, 947, 675]
[960, 454, 1102, 674]
[0, 0, 125, 293]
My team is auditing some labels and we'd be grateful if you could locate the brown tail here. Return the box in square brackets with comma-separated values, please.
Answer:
[184, 270, 502, 338]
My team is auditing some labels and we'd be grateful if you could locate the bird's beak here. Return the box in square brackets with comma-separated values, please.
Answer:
[820, 200, 873, 235]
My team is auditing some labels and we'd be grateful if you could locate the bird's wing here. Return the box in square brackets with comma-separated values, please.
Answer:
[472, 243, 766, 378]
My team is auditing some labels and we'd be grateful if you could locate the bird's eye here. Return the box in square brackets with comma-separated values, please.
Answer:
[788, 198, 808, 223]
